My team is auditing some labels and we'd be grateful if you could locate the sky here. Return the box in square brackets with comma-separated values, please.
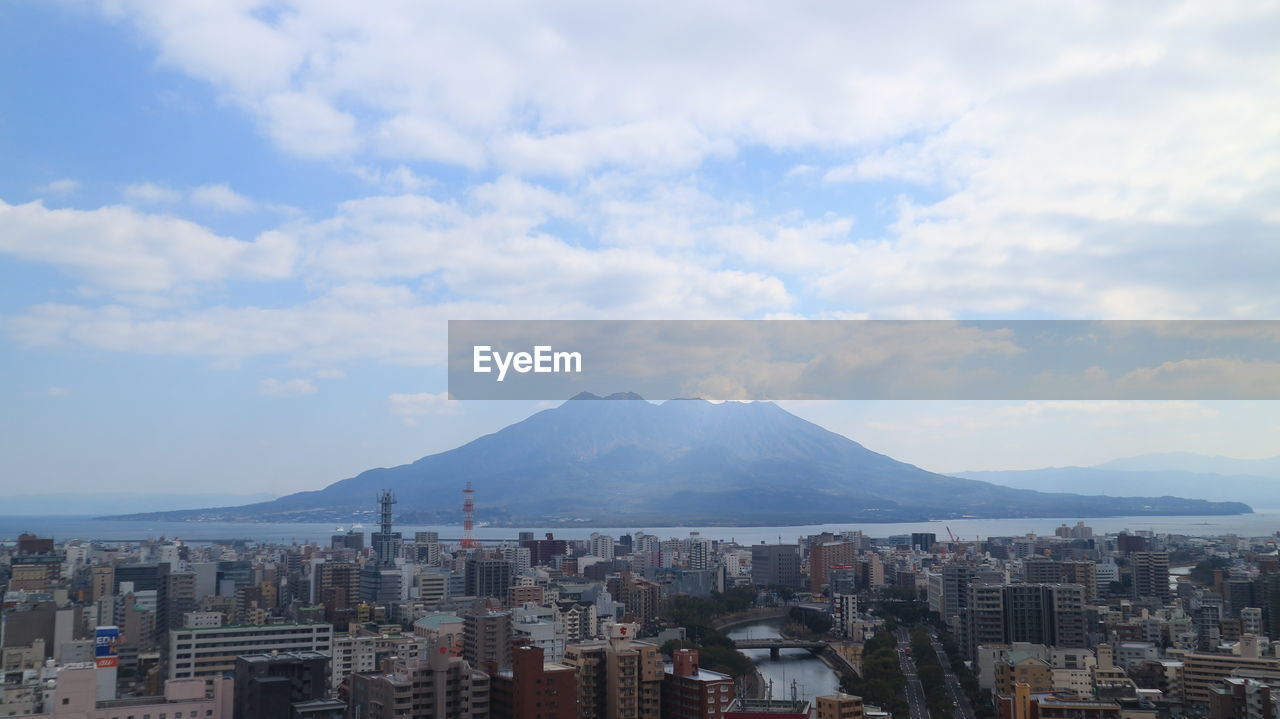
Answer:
[2, 1, 1279, 498]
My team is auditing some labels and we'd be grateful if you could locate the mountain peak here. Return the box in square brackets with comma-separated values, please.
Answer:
[567, 391, 646, 401]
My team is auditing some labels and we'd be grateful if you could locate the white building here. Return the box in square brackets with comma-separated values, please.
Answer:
[832, 594, 860, 639]
[168, 622, 334, 679]
[589, 534, 615, 561]
[331, 632, 430, 690]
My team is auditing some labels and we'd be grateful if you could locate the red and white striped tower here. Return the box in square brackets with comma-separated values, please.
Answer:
[461, 481, 480, 549]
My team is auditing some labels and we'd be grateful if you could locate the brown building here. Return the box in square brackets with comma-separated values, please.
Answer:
[662, 649, 736, 719]
[490, 645, 578, 719]
[1209, 677, 1275, 719]
[91, 566, 115, 602]
[563, 624, 662, 719]
[16, 534, 55, 555]
[998, 684, 1120, 719]
[809, 542, 858, 594]
[607, 573, 663, 625]
[1184, 649, 1280, 706]
[510, 585, 545, 607]
[1060, 562, 1098, 602]
[995, 653, 1054, 696]
[315, 562, 362, 611]
[815, 694, 865, 719]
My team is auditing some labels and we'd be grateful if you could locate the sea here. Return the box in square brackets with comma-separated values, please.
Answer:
[3, 512, 1280, 545]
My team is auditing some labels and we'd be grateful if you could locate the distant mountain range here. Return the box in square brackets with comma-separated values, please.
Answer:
[104, 393, 1251, 526]
[956, 453, 1280, 509]
[1, 492, 278, 516]
[1094, 452, 1280, 478]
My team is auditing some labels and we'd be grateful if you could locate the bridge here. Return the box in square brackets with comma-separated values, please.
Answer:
[734, 638, 827, 658]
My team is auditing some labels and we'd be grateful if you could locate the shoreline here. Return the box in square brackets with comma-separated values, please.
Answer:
[87, 507, 1258, 526]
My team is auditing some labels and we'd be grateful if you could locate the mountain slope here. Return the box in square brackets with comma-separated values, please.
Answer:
[108, 394, 1252, 525]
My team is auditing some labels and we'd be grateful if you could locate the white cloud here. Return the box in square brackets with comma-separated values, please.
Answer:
[34, 179, 79, 197]
[46, 386, 72, 397]
[1116, 358, 1280, 398]
[189, 184, 255, 212]
[258, 377, 318, 397]
[86, 0, 1278, 321]
[123, 182, 182, 205]
[388, 392, 458, 425]
[260, 92, 360, 158]
[0, 200, 296, 293]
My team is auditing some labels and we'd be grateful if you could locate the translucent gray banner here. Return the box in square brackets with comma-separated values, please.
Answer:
[447, 320, 1280, 400]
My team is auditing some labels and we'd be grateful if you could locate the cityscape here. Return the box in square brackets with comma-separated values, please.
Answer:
[5, 489, 1280, 719]
[3, 2, 1279, 719]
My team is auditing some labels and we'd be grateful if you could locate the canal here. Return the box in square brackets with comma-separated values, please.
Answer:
[727, 619, 841, 702]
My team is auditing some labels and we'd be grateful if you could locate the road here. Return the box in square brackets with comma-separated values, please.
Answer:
[895, 628, 931, 719]
[929, 632, 976, 719]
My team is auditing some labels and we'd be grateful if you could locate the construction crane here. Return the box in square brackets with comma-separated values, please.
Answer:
[945, 526, 958, 543]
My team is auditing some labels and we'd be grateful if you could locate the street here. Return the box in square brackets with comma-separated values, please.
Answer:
[895, 628, 931, 719]
[929, 632, 977, 719]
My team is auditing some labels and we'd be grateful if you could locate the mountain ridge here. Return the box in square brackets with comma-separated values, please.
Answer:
[104, 394, 1252, 526]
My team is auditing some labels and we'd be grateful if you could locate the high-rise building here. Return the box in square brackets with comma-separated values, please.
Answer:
[831, 594, 860, 639]
[166, 571, 198, 631]
[689, 537, 714, 571]
[499, 546, 532, 574]
[522, 534, 568, 567]
[590, 534, 616, 561]
[348, 643, 491, 719]
[964, 584, 1086, 657]
[751, 544, 801, 590]
[563, 624, 662, 719]
[910, 533, 937, 552]
[330, 632, 431, 691]
[490, 644, 579, 719]
[114, 563, 170, 637]
[315, 561, 362, 609]
[1131, 552, 1171, 602]
[1022, 558, 1060, 584]
[466, 557, 513, 603]
[1060, 561, 1098, 602]
[930, 564, 1003, 619]
[234, 652, 332, 719]
[662, 649, 736, 719]
[464, 611, 514, 672]
[332, 531, 365, 552]
[90, 566, 114, 602]
[607, 573, 663, 626]
[809, 542, 858, 594]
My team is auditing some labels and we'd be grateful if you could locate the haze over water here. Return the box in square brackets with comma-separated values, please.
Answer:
[3, 513, 1278, 545]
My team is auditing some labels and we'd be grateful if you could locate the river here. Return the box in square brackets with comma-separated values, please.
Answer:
[727, 619, 841, 703]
